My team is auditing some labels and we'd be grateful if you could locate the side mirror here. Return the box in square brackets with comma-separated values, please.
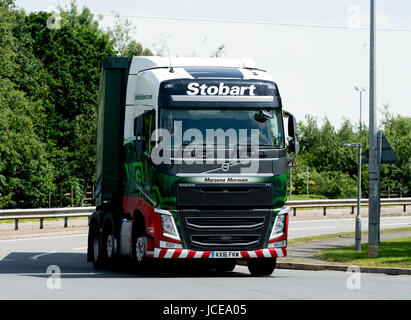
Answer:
[133, 115, 144, 154]
[283, 110, 300, 156]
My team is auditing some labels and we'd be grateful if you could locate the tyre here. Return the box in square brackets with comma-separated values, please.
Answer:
[215, 259, 237, 273]
[102, 215, 117, 269]
[135, 236, 147, 263]
[132, 219, 148, 269]
[88, 221, 103, 269]
[247, 258, 276, 276]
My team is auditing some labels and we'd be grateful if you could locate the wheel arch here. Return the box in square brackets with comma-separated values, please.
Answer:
[132, 209, 146, 237]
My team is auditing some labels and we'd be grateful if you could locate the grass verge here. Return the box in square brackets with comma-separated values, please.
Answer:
[313, 237, 411, 269]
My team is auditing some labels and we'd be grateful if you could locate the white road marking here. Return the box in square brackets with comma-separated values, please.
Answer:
[289, 226, 336, 231]
[291, 216, 411, 223]
[0, 272, 98, 276]
[0, 233, 87, 243]
[30, 252, 57, 261]
[72, 247, 88, 251]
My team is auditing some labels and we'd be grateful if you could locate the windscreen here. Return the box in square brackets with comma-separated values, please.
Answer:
[160, 107, 285, 149]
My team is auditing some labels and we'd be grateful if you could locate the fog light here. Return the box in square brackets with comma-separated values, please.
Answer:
[268, 240, 287, 248]
[159, 240, 183, 249]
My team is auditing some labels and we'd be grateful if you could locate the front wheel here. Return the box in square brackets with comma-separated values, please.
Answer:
[135, 236, 147, 263]
[247, 258, 276, 276]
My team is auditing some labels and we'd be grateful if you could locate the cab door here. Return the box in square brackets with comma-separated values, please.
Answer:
[133, 109, 156, 203]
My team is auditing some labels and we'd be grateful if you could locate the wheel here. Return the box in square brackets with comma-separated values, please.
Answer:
[215, 259, 237, 273]
[247, 258, 276, 276]
[88, 221, 103, 269]
[135, 236, 147, 263]
[132, 219, 148, 268]
[101, 220, 117, 269]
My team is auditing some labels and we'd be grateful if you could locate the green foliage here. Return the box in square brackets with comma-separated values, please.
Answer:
[21, 3, 117, 206]
[379, 106, 411, 196]
[122, 40, 153, 57]
[295, 115, 362, 198]
[291, 166, 357, 199]
[0, 2, 54, 208]
[0, 1, 152, 208]
[106, 12, 152, 57]
[0, 1, 409, 208]
[295, 111, 410, 199]
[210, 44, 226, 58]
[0, 78, 54, 208]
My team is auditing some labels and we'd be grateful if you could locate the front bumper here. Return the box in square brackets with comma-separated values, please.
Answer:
[149, 247, 287, 259]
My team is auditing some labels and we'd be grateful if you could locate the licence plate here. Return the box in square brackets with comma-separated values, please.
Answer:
[210, 251, 240, 258]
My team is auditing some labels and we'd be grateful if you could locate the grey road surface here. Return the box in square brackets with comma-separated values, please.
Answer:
[0, 220, 410, 300]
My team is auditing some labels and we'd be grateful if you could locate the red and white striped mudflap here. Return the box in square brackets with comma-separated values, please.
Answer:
[153, 248, 287, 259]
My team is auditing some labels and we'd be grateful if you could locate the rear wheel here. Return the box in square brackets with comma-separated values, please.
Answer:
[132, 218, 148, 269]
[102, 219, 117, 269]
[247, 258, 276, 276]
[89, 221, 103, 269]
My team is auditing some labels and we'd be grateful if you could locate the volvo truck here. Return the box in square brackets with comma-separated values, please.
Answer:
[87, 56, 299, 276]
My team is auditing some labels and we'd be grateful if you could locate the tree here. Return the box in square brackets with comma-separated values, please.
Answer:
[380, 107, 411, 196]
[25, 2, 116, 205]
[0, 1, 157, 208]
[210, 44, 226, 57]
[106, 12, 152, 57]
[0, 1, 54, 208]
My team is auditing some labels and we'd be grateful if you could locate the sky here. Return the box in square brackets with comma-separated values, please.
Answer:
[15, 0, 411, 128]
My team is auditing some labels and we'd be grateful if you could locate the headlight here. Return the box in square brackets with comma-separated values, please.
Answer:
[155, 208, 181, 241]
[269, 207, 289, 240]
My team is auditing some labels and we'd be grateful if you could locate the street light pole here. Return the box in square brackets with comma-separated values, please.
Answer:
[356, 144, 362, 251]
[368, 0, 379, 257]
[344, 143, 362, 251]
[354, 86, 366, 137]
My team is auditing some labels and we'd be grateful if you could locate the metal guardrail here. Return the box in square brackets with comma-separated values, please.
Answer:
[287, 198, 411, 216]
[0, 207, 95, 230]
[0, 198, 410, 230]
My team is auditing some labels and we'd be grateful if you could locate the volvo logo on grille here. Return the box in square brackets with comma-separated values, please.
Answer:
[221, 163, 230, 172]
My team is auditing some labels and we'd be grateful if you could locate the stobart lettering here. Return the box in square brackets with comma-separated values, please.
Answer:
[187, 82, 256, 96]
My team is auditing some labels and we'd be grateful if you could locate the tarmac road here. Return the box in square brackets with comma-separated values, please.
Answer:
[0, 217, 411, 300]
